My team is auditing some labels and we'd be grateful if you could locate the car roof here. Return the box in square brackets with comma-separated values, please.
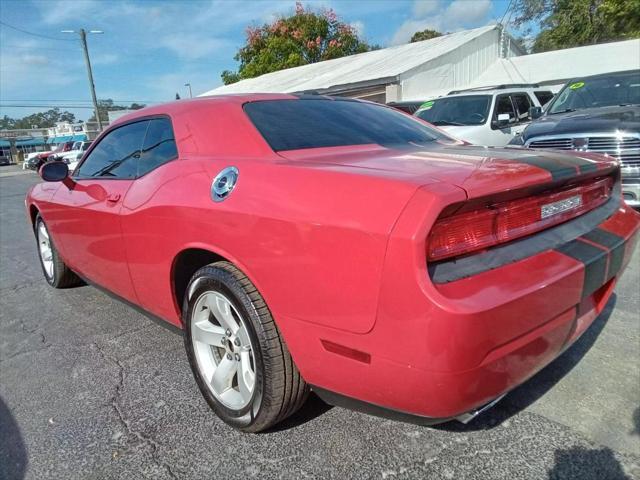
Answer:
[566, 69, 639, 82]
[446, 87, 547, 98]
[109, 93, 307, 126]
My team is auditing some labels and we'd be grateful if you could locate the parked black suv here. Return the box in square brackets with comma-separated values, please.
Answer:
[510, 70, 640, 207]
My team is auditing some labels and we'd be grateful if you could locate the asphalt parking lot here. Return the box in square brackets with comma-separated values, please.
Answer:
[1, 165, 639, 480]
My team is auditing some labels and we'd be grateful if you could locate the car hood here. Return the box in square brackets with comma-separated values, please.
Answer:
[522, 105, 640, 141]
[436, 125, 485, 144]
[279, 143, 618, 199]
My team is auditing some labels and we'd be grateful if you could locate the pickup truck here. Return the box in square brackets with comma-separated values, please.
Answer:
[510, 70, 640, 207]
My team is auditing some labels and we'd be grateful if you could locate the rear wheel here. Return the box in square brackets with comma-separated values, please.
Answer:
[183, 261, 308, 432]
[35, 215, 81, 288]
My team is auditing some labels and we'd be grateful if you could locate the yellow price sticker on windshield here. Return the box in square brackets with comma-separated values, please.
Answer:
[569, 82, 585, 90]
[419, 101, 434, 110]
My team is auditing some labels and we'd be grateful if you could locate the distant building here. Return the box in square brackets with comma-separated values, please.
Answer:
[0, 121, 101, 162]
[202, 25, 639, 103]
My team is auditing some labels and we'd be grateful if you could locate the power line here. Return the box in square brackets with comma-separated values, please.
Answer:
[0, 43, 78, 53]
[0, 104, 96, 109]
[0, 20, 76, 42]
[499, 0, 514, 25]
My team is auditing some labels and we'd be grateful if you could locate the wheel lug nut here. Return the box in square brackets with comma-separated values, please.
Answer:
[225, 329, 232, 337]
[234, 338, 241, 346]
[221, 338, 226, 345]
[235, 353, 240, 361]
[227, 353, 232, 360]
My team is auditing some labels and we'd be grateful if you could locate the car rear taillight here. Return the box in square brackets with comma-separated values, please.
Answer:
[428, 178, 613, 262]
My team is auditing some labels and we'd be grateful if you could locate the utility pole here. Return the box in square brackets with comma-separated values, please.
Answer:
[62, 29, 104, 130]
[185, 83, 193, 98]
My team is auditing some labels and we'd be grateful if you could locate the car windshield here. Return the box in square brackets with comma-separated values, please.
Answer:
[244, 98, 452, 151]
[548, 70, 640, 114]
[414, 95, 491, 126]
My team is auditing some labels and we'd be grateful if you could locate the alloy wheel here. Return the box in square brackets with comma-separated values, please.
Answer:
[190, 291, 256, 410]
[37, 222, 54, 279]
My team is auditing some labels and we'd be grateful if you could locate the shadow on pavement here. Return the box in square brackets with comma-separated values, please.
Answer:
[547, 446, 630, 480]
[440, 294, 617, 432]
[0, 395, 28, 480]
[266, 393, 333, 433]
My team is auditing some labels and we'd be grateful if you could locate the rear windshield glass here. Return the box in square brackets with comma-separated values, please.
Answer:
[415, 95, 491, 126]
[244, 99, 450, 151]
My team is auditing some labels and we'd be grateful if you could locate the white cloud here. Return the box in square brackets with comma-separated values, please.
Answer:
[158, 33, 232, 61]
[413, 0, 440, 17]
[391, 0, 493, 45]
[351, 20, 365, 37]
[91, 53, 119, 66]
[21, 54, 49, 66]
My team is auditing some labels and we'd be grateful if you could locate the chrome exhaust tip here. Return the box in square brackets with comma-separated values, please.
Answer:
[455, 394, 506, 425]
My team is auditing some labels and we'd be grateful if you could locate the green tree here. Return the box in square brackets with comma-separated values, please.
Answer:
[222, 2, 372, 85]
[88, 99, 146, 123]
[512, 0, 640, 53]
[0, 108, 76, 130]
[410, 29, 442, 43]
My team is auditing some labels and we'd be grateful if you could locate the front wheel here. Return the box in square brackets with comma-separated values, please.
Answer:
[183, 261, 308, 432]
[35, 215, 81, 288]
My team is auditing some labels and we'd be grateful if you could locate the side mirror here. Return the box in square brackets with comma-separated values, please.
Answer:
[529, 106, 543, 119]
[39, 161, 69, 182]
[497, 113, 511, 126]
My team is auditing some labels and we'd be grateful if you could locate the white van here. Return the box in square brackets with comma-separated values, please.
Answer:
[414, 85, 554, 146]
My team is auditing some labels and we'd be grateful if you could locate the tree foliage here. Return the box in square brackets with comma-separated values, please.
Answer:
[512, 0, 640, 53]
[221, 2, 372, 85]
[0, 108, 76, 130]
[88, 99, 146, 123]
[410, 29, 443, 43]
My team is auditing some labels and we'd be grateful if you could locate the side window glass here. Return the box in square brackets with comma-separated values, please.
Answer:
[534, 91, 554, 106]
[76, 121, 149, 178]
[138, 118, 178, 177]
[494, 95, 516, 126]
[512, 93, 532, 122]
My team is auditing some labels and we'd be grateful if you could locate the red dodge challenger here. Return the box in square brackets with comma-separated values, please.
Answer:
[26, 94, 640, 432]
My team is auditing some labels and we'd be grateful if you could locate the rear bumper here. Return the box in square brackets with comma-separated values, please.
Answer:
[281, 194, 640, 421]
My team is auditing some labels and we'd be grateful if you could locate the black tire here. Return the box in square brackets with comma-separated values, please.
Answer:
[34, 215, 82, 288]
[183, 261, 309, 432]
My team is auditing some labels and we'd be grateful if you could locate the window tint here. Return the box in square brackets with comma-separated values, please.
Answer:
[534, 91, 554, 106]
[138, 118, 178, 176]
[416, 95, 491, 126]
[494, 95, 516, 125]
[76, 121, 148, 178]
[511, 93, 532, 121]
[244, 99, 451, 151]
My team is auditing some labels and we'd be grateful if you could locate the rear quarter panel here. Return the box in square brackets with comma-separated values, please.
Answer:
[121, 155, 422, 333]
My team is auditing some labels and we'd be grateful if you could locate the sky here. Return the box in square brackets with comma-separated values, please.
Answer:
[0, 0, 513, 121]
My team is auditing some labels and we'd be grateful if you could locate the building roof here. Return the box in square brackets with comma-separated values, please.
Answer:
[202, 25, 504, 96]
[469, 39, 640, 89]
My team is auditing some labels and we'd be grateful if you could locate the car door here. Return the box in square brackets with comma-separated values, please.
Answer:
[487, 94, 518, 146]
[510, 92, 534, 136]
[49, 119, 150, 303]
[118, 117, 182, 320]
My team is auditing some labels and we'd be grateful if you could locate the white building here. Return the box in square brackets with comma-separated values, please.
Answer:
[202, 25, 640, 103]
[203, 25, 524, 103]
[468, 39, 640, 92]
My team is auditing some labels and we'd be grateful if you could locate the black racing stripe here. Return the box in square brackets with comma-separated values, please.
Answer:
[579, 163, 599, 175]
[555, 239, 608, 299]
[518, 156, 577, 181]
[581, 228, 626, 280]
